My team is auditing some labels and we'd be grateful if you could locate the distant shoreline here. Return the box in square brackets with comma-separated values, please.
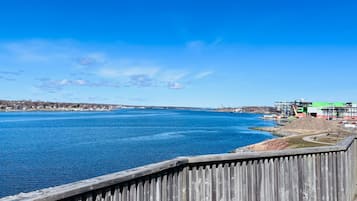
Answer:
[0, 99, 277, 114]
[0, 109, 115, 112]
[0, 99, 214, 112]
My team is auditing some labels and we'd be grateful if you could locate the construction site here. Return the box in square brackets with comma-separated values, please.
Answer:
[275, 100, 357, 120]
[249, 100, 357, 152]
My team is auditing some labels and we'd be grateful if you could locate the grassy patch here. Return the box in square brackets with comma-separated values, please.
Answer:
[285, 136, 323, 148]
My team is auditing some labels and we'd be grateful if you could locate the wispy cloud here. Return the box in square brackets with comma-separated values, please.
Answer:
[168, 82, 184, 90]
[0, 70, 24, 76]
[0, 70, 24, 81]
[35, 78, 121, 93]
[75, 53, 107, 67]
[98, 67, 159, 78]
[0, 39, 214, 94]
[35, 79, 86, 93]
[127, 75, 155, 87]
[186, 40, 206, 50]
[2, 39, 76, 62]
[186, 37, 223, 51]
[76, 57, 98, 66]
[195, 71, 213, 79]
[97, 67, 188, 89]
[0, 75, 16, 81]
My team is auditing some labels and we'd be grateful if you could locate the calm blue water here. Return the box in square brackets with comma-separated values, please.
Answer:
[0, 109, 275, 197]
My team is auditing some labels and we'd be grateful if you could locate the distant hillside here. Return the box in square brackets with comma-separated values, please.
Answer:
[0, 100, 211, 112]
[216, 106, 277, 114]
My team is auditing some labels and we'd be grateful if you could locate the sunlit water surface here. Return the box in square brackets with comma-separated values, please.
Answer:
[0, 109, 275, 197]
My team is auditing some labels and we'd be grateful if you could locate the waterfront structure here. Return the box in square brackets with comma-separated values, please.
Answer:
[275, 100, 357, 120]
[1, 136, 356, 201]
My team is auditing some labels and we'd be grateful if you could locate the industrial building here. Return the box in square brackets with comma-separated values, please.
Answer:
[275, 100, 357, 120]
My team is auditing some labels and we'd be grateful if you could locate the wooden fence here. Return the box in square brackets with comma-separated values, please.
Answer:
[1, 136, 356, 201]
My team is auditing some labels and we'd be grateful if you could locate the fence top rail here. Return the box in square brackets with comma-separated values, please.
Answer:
[1, 135, 355, 201]
[188, 135, 355, 164]
[0, 158, 189, 201]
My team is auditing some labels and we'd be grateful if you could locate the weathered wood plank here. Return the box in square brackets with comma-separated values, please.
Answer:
[217, 163, 223, 201]
[167, 173, 172, 201]
[172, 172, 177, 201]
[236, 162, 242, 201]
[122, 186, 129, 201]
[243, 161, 248, 201]
[190, 167, 196, 201]
[204, 165, 211, 201]
[291, 156, 299, 201]
[198, 166, 203, 201]
[114, 187, 120, 201]
[247, 160, 253, 201]
[129, 183, 136, 201]
[320, 153, 326, 201]
[229, 163, 235, 201]
[223, 163, 229, 201]
[156, 176, 161, 201]
[137, 181, 143, 201]
[211, 164, 217, 201]
[315, 154, 321, 201]
[149, 178, 155, 201]
[161, 174, 167, 201]
[332, 152, 337, 201]
[278, 157, 285, 201]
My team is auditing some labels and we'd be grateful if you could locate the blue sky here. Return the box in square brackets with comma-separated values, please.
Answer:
[0, 0, 357, 107]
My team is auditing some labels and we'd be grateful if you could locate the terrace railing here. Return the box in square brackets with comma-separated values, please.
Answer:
[1, 136, 356, 201]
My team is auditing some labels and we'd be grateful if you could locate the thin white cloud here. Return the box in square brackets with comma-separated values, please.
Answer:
[195, 71, 213, 79]
[0, 70, 24, 76]
[75, 79, 87, 85]
[97, 68, 122, 78]
[2, 39, 76, 62]
[160, 71, 187, 82]
[168, 82, 184, 90]
[0, 70, 23, 82]
[127, 75, 155, 87]
[0, 39, 214, 93]
[97, 67, 188, 89]
[186, 40, 205, 50]
[0, 75, 16, 81]
[186, 38, 223, 51]
[35, 78, 122, 93]
[76, 53, 106, 67]
[97, 67, 159, 79]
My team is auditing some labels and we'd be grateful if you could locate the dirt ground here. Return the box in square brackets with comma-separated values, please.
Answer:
[240, 117, 355, 152]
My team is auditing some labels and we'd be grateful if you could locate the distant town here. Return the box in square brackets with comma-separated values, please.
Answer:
[0, 99, 276, 113]
[0, 100, 119, 112]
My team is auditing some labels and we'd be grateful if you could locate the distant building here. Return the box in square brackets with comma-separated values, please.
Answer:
[275, 100, 357, 120]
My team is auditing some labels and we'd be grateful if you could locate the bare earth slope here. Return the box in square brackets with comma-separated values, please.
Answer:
[239, 117, 354, 152]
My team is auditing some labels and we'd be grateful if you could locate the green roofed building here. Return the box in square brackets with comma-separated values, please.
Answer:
[311, 102, 346, 108]
[276, 100, 357, 120]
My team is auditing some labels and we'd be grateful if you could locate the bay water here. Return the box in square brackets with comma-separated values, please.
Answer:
[0, 109, 275, 197]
